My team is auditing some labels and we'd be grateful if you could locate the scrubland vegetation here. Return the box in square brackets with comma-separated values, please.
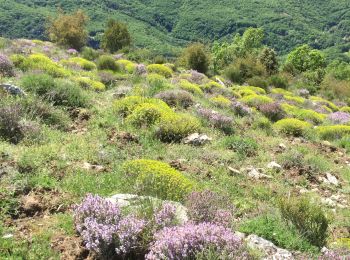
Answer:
[0, 7, 350, 260]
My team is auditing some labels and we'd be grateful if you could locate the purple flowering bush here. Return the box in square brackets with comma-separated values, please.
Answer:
[154, 203, 178, 228]
[258, 102, 285, 122]
[328, 112, 350, 125]
[197, 108, 234, 134]
[186, 190, 233, 227]
[0, 53, 15, 77]
[231, 101, 252, 117]
[146, 222, 246, 260]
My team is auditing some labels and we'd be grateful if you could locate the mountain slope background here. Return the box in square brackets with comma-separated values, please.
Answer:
[0, 0, 349, 56]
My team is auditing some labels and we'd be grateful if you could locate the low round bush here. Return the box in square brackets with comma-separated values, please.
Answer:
[0, 53, 14, 77]
[284, 95, 306, 105]
[282, 104, 325, 125]
[64, 57, 96, 71]
[156, 113, 201, 143]
[97, 55, 120, 72]
[146, 64, 172, 78]
[81, 47, 99, 61]
[116, 59, 136, 73]
[316, 125, 350, 140]
[201, 80, 224, 93]
[179, 79, 203, 96]
[27, 53, 69, 77]
[247, 76, 268, 90]
[274, 118, 312, 136]
[258, 102, 285, 122]
[240, 94, 273, 108]
[73, 77, 106, 91]
[223, 136, 258, 158]
[269, 75, 288, 89]
[126, 103, 172, 127]
[122, 159, 194, 201]
[146, 73, 171, 96]
[210, 95, 231, 108]
[155, 89, 194, 108]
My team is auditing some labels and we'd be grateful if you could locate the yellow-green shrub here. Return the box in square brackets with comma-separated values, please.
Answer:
[179, 80, 203, 96]
[240, 94, 273, 108]
[156, 113, 201, 142]
[281, 104, 325, 124]
[126, 102, 173, 127]
[10, 54, 30, 71]
[27, 54, 70, 77]
[239, 86, 266, 95]
[270, 88, 292, 96]
[284, 95, 306, 105]
[236, 88, 256, 97]
[201, 81, 224, 93]
[73, 77, 106, 91]
[122, 159, 194, 201]
[340, 106, 350, 113]
[274, 118, 312, 136]
[147, 64, 172, 78]
[146, 73, 172, 96]
[210, 95, 231, 108]
[115, 96, 170, 117]
[117, 59, 136, 73]
[316, 125, 350, 140]
[62, 57, 96, 71]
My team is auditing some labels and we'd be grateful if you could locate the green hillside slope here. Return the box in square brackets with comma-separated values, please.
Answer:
[0, 0, 349, 55]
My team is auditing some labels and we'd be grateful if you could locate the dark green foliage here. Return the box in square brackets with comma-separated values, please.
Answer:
[223, 136, 258, 158]
[183, 43, 209, 74]
[97, 55, 119, 72]
[239, 214, 318, 253]
[224, 57, 265, 84]
[247, 76, 268, 90]
[81, 47, 99, 61]
[101, 19, 131, 53]
[279, 197, 329, 248]
[259, 47, 278, 75]
[269, 75, 288, 89]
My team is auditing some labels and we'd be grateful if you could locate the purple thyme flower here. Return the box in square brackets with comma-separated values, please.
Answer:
[155, 203, 178, 227]
[231, 101, 252, 117]
[328, 111, 350, 125]
[0, 54, 14, 77]
[197, 108, 234, 134]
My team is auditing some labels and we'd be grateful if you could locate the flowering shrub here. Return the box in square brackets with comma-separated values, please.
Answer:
[316, 125, 350, 140]
[197, 108, 234, 134]
[240, 94, 273, 108]
[26, 53, 70, 77]
[62, 57, 96, 71]
[179, 79, 203, 96]
[231, 101, 252, 117]
[258, 102, 285, 122]
[98, 71, 117, 86]
[155, 89, 194, 108]
[73, 77, 106, 91]
[73, 194, 146, 258]
[310, 96, 339, 112]
[297, 88, 310, 98]
[282, 104, 325, 124]
[284, 95, 306, 105]
[122, 159, 194, 201]
[274, 118, 312, 136]
[135, 64, 147, 75]
[125, 103, 172, 127]
[117, 60, 136, 73]
[327, 112, 350, 125]
[235, 86, 266, 95]
[156, 113, 201, 143]
[146, 223, 246, 260]
[210, 95, 231, 108]
[154, 203, 178, 228]
[0, 53, 14, 77]
[186, 190, 233, 226]
[201, 80, 224, 93]
[146, 64, 172, 78]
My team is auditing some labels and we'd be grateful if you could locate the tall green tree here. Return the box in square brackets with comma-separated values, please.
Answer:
[259, 47, 279, 75]
[102, 19, 132, 52]
[183, 43, 210, 74]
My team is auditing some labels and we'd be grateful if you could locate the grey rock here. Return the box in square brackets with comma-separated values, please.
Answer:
[267, 161, 282, 171]
[246, 234, 293, 259]
[325, 173, 339, 186]
[0, 84, 26, 96]
[245, 167, 273, 180]
[183, 133, 212, 146]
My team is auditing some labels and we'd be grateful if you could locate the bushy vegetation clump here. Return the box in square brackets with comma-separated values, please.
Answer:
[179, 80, 203, 96]
[274, 118, 312, 136]
[101, 19, 131, 52]
[316, 125, 350, 140]
[146, 64, 172, 78]
[122, 159, 194, 201]
[97, 55, 120, 72]
[182, 43, 210, 74]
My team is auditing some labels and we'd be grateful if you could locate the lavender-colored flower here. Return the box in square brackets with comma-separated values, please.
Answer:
[187, 70, 207, 84]
[197, 108, 234, 134]
[155, 203, 178, 227]
[319, 248, 350, 260]
[67, 48, 78, 55]
[146, 222, 245, 260]
[328, 112, 350, 125]
[186, 190, 233, 226]
[258, 102, 285, 122]
[73, 194, 121, 233]
[0, 54, 14, 77]
[231, 101, 252, 117]
[115, 216, 146, 255]
[297, 88, 310, 98]
[135, 64, 147, 75]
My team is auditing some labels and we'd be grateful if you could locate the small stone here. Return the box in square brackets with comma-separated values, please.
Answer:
[325, 173, 339, 186]
[0, 83, 26, 96]
[228, 167, 240, 175]
[2, 234, 13, 239]
[299, 188, 309, 194]
[278, 143, 287, 150]
[321, 198, 337, 207]
[183, 133, 212, 146]
[247, 168, 273, 180]
[82, 162, 105, 172]
[322, 141, 332, 147]
[267, 161, 282, 171]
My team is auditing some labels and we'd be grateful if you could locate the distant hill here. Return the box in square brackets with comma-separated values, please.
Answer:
[0, 0, 349, 56]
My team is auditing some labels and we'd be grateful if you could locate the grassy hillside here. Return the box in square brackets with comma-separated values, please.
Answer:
[0, 0, 349, 55]
[0, 38, 349, 258]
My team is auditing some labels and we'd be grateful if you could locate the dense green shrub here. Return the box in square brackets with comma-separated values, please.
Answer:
[224, 57, 265, 84]
[101, 19, 131, 52]
[146, 73, 171, 96]
[97, 55, 119, 72]
[223, 136, 258, 158]
[46, 10, 88, 50]
[155, 90, 194, 108]
[81, 47, 99, 61]
[316, 125, 350, 140]
[146, 64, 172, 78]
[269, 75, 288, 89]
[122, 159, 194, 201]
[156, 114, 201, 143]
[240, 94, 273, 108]
[247, 76, 268, 90]
[21, 73, 56, 96]
[258, 47, 279, 75]
[125, 103, 172, 127]
[279, 197, 328, 248]
[210, 95, 231, 108]
[274, 118, 312, 136]
[183, 43, 210, 74]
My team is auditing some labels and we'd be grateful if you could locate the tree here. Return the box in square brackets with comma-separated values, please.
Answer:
[184, 43, 210, 74]
[101, 20, 131, 52]
[259, 47, 279, 75]
[286, 44, 326, 73]
[46, 10, 89, 50]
